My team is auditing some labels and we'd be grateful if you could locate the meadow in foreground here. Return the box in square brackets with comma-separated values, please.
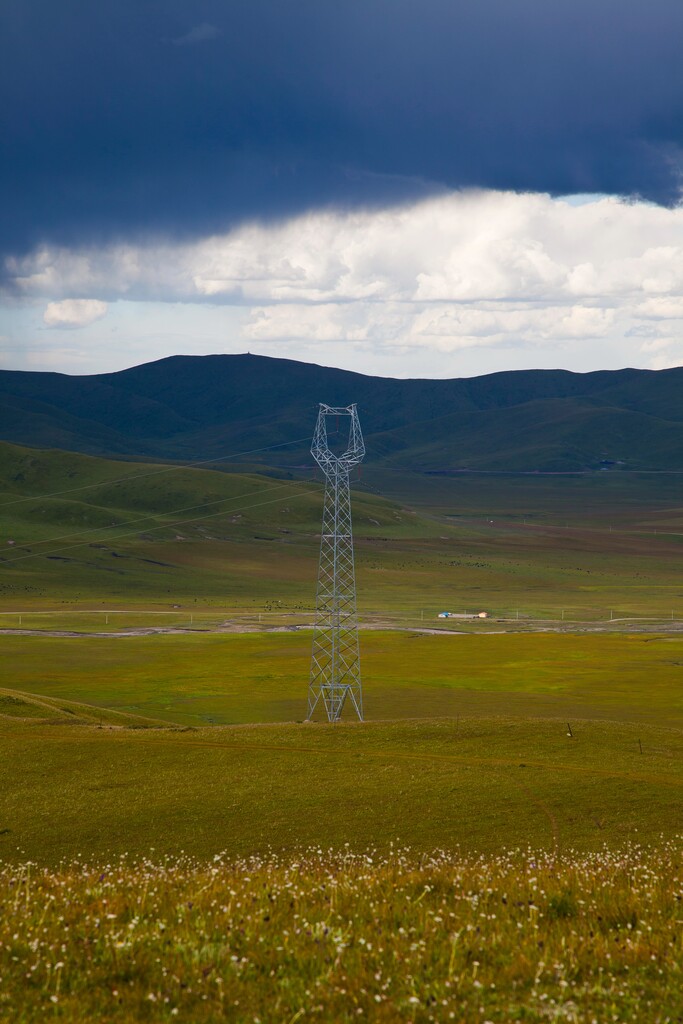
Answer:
[1, 844, 681, 1023]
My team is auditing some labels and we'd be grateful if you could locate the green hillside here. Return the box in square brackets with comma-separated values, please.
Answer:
[3, 439, 683, 620]
[0, 440, 455, 611]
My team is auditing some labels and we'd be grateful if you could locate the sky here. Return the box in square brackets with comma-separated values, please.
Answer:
[2, 0, 683, 379]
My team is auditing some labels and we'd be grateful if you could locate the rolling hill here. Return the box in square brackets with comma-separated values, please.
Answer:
[1, 354, 683, 472]
[0, 439, 457, 610]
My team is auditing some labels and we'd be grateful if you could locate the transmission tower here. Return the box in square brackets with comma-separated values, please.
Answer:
[307, 403, 365, 723]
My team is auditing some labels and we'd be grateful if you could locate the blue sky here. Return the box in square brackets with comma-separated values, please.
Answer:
[2, 1, 683, 377]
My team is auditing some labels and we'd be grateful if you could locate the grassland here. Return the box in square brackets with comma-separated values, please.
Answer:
[1, 630, 682, 865]
[1, 845, 681, 1023]
[2, 441, 683, 1020]
[2, 436, 683, 863]
[2, 630, 683, 727]
[3, 440, 683, 623]
[3, 712, 682, 864]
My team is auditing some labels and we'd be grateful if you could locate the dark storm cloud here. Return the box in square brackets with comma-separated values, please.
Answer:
[171, 23, 222, 47]
[1, 0, 683, 260]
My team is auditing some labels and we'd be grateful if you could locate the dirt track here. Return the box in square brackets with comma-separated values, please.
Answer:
[2, 620, 683, 639]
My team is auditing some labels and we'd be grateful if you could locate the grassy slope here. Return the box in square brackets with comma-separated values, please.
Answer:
[3, 440, 683, 620]
[0, 686, 168, 728]
[0, 440, 445, 611]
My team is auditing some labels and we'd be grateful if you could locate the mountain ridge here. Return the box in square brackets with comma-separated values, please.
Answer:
[1, 354, 682, 473]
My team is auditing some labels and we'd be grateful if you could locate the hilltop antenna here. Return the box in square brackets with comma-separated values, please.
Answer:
[307, 404, 365, 723]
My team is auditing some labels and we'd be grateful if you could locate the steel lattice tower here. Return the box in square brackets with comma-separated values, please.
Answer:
[307, 404, 365, 722]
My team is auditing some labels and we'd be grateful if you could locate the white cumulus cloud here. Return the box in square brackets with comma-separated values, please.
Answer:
[3, 190, 683, 370]
[43, 299, 108, 329]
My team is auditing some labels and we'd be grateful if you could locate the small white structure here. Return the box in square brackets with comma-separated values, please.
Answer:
[438, 610, 488, 619]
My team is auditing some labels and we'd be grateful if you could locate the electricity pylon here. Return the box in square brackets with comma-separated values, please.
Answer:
[307, 403, 365, 722]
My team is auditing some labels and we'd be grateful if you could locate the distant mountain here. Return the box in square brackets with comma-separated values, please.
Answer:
[1, 354, 683, 473]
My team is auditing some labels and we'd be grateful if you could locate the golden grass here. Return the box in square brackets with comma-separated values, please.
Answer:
[1, 716, 682, 865]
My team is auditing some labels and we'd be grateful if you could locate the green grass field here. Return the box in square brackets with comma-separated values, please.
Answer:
[2, 442, 683, 1020]
[2, 630, 683, 726]
[2, 440, 682, 866]
[1, 631, 682, 866]
[3, 440, 683, 622]
[2, 713, 682, 865]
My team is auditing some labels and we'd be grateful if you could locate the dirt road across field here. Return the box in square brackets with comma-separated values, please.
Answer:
[2, 620, 683, 638]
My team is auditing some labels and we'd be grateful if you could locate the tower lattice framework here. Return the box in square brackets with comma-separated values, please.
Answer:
[307, 403, 365, 722]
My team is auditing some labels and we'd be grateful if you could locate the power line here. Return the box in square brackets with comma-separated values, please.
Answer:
[3, 480, 295, 555]
[0, 434, 312, 510]
[2, 486, 315, 566]
[0, 425, 351, 567]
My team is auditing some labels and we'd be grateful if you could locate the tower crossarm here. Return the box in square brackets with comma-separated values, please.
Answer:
[311, 403, 365, 473]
